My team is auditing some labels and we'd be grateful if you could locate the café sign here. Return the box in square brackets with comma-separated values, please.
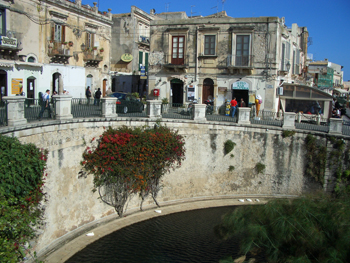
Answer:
[121, 53, 133, 62]
[0, 36, 17, 48]
[232, 81, 249, 90]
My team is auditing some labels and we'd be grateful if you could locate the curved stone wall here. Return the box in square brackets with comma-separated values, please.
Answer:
[1, 119, 323, 258]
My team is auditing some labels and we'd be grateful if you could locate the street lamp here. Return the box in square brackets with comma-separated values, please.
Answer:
[286, 61, 291, 72]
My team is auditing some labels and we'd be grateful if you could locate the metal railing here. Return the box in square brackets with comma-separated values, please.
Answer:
[294, 113, 330, 133]
[163, 54, 190, 67]
[161, 103, 193, 120]
[342, 121, 350, 136]
[71, 98, 102, 118]
[219, 55, 255, 68]
[251, 109, 283, 127]
[24, 98, 55, 122]
[0, 101, 7, 127]
[3, 98, 350, 137]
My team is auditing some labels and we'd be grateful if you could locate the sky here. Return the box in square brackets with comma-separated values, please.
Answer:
[84, 0, 350, 81]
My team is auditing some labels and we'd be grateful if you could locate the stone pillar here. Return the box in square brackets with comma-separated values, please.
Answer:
[282, 112, 296, 129]
[316, 114, 321, 125]
[147, 100, 162, 119]
[296, 112, 302, 123]
[237, 107, 251, 124]
[54, 95, 73, 120]
[192, 104, 206, 122]
[58, 74, 64, 95]
[329, 118, 342, 134]
[101, 97, 117, 118]
[3, 96, 27, 126]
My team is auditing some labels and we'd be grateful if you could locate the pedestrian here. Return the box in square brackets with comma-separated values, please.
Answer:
[239, 98, 246, 107]
[86, 86, 91, 104]
[230, 97, 237, 118]
[38, 89, 51, 121]
[94, 88, 102, 106]
[106, 87, 112, 96]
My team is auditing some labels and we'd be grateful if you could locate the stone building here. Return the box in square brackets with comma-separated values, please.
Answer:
[148, 11, 308, 112]
[0, 0, 112, 100]
[110, 6, 158, 96]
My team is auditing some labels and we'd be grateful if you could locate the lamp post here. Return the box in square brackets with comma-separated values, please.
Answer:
[286, 61, 291, 73]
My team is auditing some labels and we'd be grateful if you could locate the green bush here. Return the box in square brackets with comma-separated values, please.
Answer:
[0, 135, 47, 262]
[216, 194, 350, 262]
[224, 140, 236, 155]
[255, 162, 266, 174]
[282, 130, 296, 138]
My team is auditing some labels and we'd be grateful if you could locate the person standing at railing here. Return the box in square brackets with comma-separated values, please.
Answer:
[239, 98, 246, 107]
[230, 97, 237, 118]
[38, 89, 51, 121]
[94, 88, 102, 106]
[86, 86, 92, 105]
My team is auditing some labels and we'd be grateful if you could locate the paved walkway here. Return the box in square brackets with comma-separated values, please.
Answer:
[41, 197, 280, 263]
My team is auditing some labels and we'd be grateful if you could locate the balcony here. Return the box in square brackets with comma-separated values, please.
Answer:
[162, 54, 190, 72]
[138, 35, 150, 46]
[219, 55, 254, 74]
[83, 51, 103, 67]
[48, 42, 72, 64]
[0, 36, 22, 60]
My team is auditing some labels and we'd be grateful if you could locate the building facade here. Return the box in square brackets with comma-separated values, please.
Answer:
[148, 12, 308, 112]
[0, 0, 112, 100]
[110, 6, 158, 96]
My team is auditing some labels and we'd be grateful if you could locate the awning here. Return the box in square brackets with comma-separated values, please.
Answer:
[334, 88, 349, 94]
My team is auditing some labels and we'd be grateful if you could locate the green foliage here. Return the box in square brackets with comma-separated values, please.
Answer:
[131, 92, 140, 98]
[81, 125, 186, 217]
[228, 165, 235, 172]
[0, 135, 47, 262]
[255, 162, 266, 174]
[161, 97, 169, 104]
[230, 154, 234, 158]
[305, 134, 327, 184]
[216, 194, 350, 262]
[282, 130, 296, 138]
[224, 140, 236, 155]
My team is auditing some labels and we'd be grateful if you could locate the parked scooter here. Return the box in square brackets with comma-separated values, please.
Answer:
[187, 99, 198, 115]
[204, 99, 214, 115]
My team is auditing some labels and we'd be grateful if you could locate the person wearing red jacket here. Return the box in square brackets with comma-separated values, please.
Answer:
[230, 97, 237, 118]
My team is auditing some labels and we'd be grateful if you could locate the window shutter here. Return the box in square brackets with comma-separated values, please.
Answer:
[281, 43, 285, 70]
[145, 52, 149, 72]
[51, 24, 55, 42]
[61, 25, 65, 42]
[85, 32, 88, 48]
[92, 33, 95, 47]
[139, 51, 143, 71]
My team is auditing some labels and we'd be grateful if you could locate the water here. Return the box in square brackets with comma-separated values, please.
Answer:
[66, 206, 245, 263]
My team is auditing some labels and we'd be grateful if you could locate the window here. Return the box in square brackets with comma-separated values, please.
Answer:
[28, 56, 36, 63]
[138, 51, 149, 72]
[236, 35, 250, 66]
[86, 32, 94, 48]
[171, 36, 184, 65]
[204, 35, 216, 55]
[0, 9, 5, 36]
[281, 42, 291, 71]
[51, 23, 65, 43]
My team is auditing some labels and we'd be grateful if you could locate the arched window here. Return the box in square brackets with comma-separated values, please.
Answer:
[27, 56, 36, 63]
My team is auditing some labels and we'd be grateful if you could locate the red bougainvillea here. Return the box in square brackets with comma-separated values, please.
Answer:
[81, 125, 185, 217]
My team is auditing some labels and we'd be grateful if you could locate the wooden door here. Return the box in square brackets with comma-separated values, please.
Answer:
[27, 78, 35, 100]
[103, 79, 107, 97]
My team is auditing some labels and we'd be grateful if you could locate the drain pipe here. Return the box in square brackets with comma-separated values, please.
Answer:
[195, 26, 198, 82]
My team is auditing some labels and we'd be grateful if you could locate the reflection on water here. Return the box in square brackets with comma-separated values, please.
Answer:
[66, 206, 246, 263]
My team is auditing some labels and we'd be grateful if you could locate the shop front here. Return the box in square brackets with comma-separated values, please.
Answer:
[280, 83, 333, 119]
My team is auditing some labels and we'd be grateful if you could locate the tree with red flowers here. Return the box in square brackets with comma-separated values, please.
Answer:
[81, 124, 186, 217]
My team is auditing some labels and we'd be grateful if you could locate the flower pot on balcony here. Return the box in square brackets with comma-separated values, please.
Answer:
[68, 41, 73, 47]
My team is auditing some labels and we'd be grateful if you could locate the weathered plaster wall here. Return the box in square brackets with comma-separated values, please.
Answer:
[1, 119, 321, 256]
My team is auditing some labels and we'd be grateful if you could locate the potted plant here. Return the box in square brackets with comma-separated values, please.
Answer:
[93, 46, 98, 50]
[100, 48, 104, 52]
[68, 41, 73, 47]
[161, 97, 169, 113]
